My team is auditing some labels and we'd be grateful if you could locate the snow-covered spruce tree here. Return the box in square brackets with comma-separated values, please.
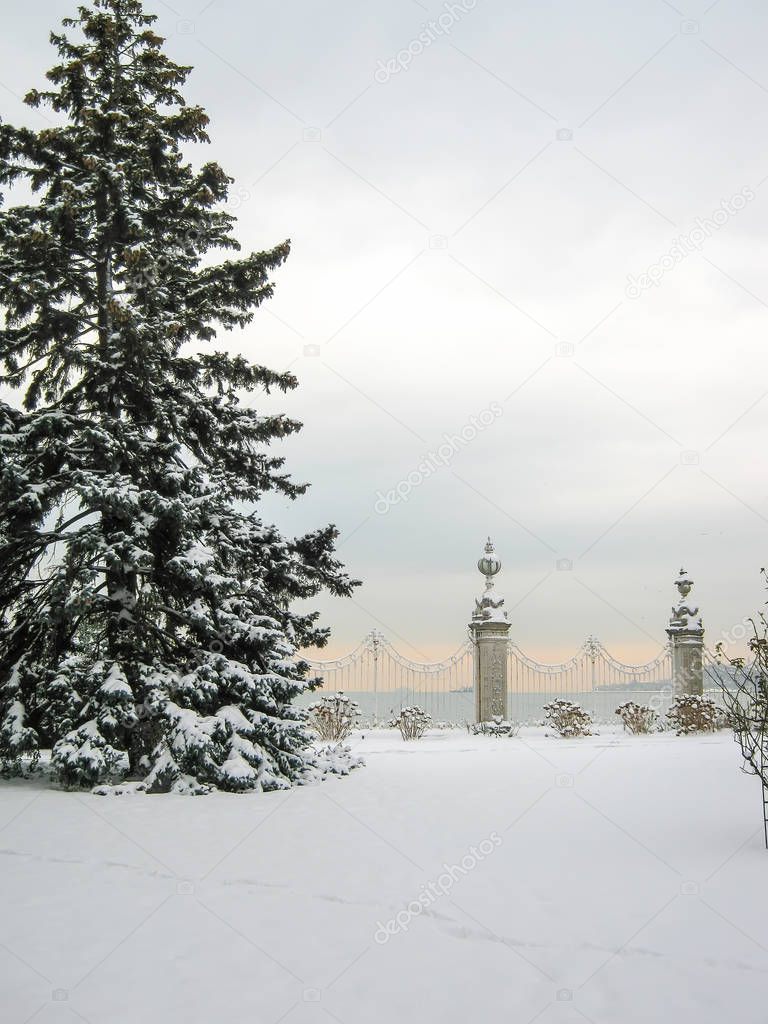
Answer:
[0, 0, 358, 792]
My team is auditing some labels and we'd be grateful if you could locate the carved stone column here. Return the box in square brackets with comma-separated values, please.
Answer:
[665, 568, 704, 696]
[469, 538, 511, 721]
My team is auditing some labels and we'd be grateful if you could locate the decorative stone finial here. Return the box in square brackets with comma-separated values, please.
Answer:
[675, 568, 693, 599]
[477, 537, 502, 591]
[668, 567, 701, 632]
[473, 538, 507, 622]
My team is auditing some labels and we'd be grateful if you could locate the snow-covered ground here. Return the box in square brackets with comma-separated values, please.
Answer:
[2, 728, 766, 1024]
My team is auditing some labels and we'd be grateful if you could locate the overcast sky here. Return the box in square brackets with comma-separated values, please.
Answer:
[3, 0, 768, 662]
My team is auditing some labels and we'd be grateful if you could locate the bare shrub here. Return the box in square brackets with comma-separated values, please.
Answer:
[391, 706, 431, 740]
[666, 694, 719, 735]
[308, 693, 360, 742]
[712, 613, 768, 847]
[615, 701, 658, 735]
[543, 700, 592, 738]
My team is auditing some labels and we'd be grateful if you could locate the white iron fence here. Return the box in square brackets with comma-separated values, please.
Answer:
[303, 633, 475, 725]
[302, 632, 727, 725]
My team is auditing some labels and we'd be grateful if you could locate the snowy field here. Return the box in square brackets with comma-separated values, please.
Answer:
[2, 729, 766, 1024]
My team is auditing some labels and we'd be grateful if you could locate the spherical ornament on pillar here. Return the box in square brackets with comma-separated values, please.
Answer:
[472, 538, 508, 623]
[674, 568, 694, 600]
[477, 537, 501, 589]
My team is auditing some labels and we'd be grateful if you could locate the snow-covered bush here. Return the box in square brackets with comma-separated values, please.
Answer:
[543, 700, 592, 738]
[471, 717, 520, 738]
[615, 702, 658, 735]
[666, 694, 719, 735]
[308, 694, 360, 742]
[391, 706, 431, 740]
[313, 743, 365, 777]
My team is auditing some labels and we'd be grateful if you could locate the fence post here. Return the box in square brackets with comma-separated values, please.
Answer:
[370, 629, 382, 724]
[665, 568, 704, 695]
[469, 538, 511, 722]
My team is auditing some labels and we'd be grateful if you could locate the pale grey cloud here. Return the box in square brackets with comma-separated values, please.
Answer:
[3, 0, 768, 660]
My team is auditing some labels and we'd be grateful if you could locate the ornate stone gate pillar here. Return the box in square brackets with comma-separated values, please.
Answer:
[665, 568, 704, 695]
[470, 538, 511, 721]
